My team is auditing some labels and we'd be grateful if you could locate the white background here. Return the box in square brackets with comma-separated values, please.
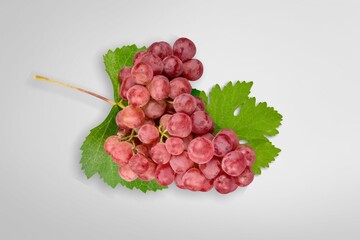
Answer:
[1, 0, 360, 239]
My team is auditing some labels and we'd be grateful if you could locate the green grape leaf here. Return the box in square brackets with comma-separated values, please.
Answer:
[80, 45, 167, 192]
[205, 81, 283, 174]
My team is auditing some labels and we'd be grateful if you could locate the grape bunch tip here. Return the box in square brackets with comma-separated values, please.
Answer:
[105, 37, 256, 194]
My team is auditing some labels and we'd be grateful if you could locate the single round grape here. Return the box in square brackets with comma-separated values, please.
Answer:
[182, 59, 203, 81]
[163, 55, 183, 78]
[169, 77, 192, 99]
[235, 145, 256, 167]
[182, 168, 206, 191]
[118, 66, 132, 83]
[155, 163, 175, 186]
[118, 165, 138, 182]
[126, 85, 150, 107]
[221, 150, 246, 176]
[104, 135, 119, 154]
[212, 129, 239, 157]
[159, 114, 172, 131]
[174, 173, 186, 189]
[199, 157, 221, 180]
[119, 76, 136, 100]
[213, 174, 237, 194]
[234, 167, 254, 187]
[128, 153, 150, 175]
[173, 93, 197, 115]
[139, 52, 164, 75]
[173, 37, 196, 62]
[169, 151, 193, 174]
[150, 142, 171, 165]
[194, 96, 206, 111]
[138, 160, 157, 181]
[131, 62, 154, 85]
[138, 124, 159, 144]
[166, 113, 192, 138]
[142, 99, 167, 119]
[146, 75, 170, 101]
[187, 137, 214, 164]
[133, 51, 147, 65]
[148, 41, 172, 59]
[191, 111, 213, 135]
[116, 105, 145, 129]
[165, 137, 185, 156]
[110, 141, 133, 165]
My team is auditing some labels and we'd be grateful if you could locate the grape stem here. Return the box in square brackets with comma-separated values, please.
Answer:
[33, 75, 118, 106]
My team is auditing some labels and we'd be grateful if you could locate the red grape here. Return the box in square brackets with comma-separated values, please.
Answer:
[221, 150, 246, 176]
[155, 164, 175, 186]
[104, 135, 119, 154]
[110, 141, 133, 165]
[173, 93, 197, 115]
[235, 145, 256, 167]
[146, 75, 170, 101]
[191, 111, 213, 135]
[199, 157, 221, 180]
[169, 151, 193, 174]
[126, 85, 150, 107]
[173, 37, 196, 62]
[174, 173, 186, 189]
[194, 96, 206, 111]
[168, 77, 192, 99]
[187, 137, 214, 164]
[138, 124, 159, 144]
[163, 55, 183, 78]
[234, 167, 254, 187]
[182, 59, 203, 81]
[182, 168, 206, 191]
[148, 41, 172, 59]
[116, 105, 145, 129]
[119, 76, 136, 100]
[150, 142, 170, 164]
[165, 137, 184, 155]
[138, 52, 164, 75]
[128, 153, 149, 175]
[212, 129, 239, 157]
[118, 66, 132, 83]
[131, 62, 154, 85]
[159, 114, 172, 130]
[166, 113, 192, 138]
[142, 99, 167, 119]
[133, 51, 147, 65]
[118, 164, 138, 182]
[138, 160, 156, 181]
[213, 174, 237, 194]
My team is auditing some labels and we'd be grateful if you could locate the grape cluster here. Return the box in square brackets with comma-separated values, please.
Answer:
[104, 38, 256, 194]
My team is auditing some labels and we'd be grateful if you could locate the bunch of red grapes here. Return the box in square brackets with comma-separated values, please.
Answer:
[104, 38, 256, 194]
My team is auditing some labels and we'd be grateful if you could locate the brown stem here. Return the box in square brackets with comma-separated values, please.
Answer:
[33, 75, 116, 106]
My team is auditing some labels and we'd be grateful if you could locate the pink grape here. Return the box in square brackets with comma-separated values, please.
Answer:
[213, 174, 237, 194]
[138, 124, 159, 144]
[200, 133, 214, 141]
[191, 111, 213, 135]
[150, 142, 171, 164]
[173, 93, 197, 115]
[163, 55, 183, 78]
[126, 85, 150, 107]
[110, 141, 133, 165]
[148, 41, 172, 59]
[104, 135, 119, 154]
[235, 145, 256, 166]
[182, 168, 206, 191]
[168, 77, 192, 99]
[118, 165, 138, 182]
[174, 173, 186, 189]
[234, 167, 254, 187]
[221, 150, 246, 176]
[200, 178, 213, 192]
[118, 66, 132, 82]
[128, 153, 150, 175]
[199, 157, 221, 180]
[173, 37, 196, 62]
[131, 62, 154, 85]
[116, 105, 145, 129]
[169, 151, 193, 174]
[142, 99, 167, 119]
[182, 59, 203, 81]
[133, 51, 147, 65]
[138, 52, 164, 75]
[194, 96, 206, 111]
[165, 137, 184, 155]
[119, 76, 136, 100]
[138, 160, 156, 181]
[155, 164, 175, 186]
[146, 75, 170, 101]
[166, 113, 192, 138]
[212, 129, 239, 157]
[187, 137, 214, 164]
[159, 114, 172, 131]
